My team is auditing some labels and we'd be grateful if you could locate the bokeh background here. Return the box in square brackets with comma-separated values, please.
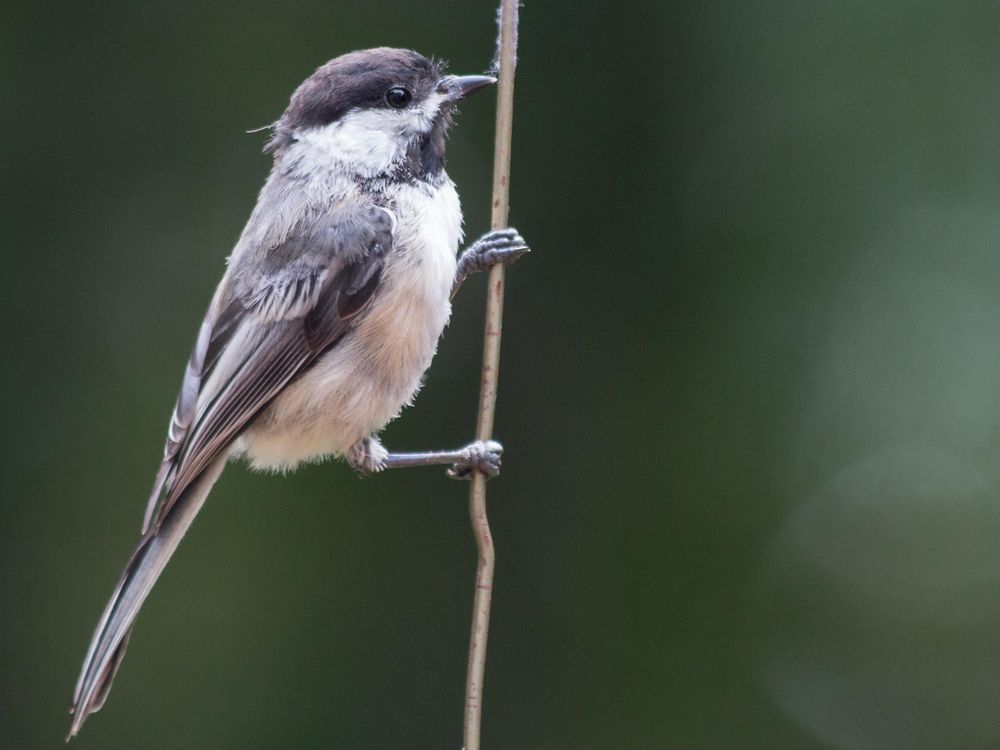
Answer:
[4, 1, 1000, 747]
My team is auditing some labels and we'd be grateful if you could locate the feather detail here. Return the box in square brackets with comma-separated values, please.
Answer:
[246, 268, 328, 323]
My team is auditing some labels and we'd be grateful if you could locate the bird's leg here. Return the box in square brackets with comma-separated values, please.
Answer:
[346, 437, 503, 480]
[451, 227, 530, 299]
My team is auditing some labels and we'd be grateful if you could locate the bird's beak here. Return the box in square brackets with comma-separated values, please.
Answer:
[438, 74, 497, 101]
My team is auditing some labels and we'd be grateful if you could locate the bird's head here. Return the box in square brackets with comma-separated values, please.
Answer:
[267, 48, 495, 182]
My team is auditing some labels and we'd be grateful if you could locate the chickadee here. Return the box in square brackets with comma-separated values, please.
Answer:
[69, 47, 528, 738]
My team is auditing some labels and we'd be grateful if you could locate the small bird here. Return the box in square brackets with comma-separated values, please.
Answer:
[68, 47, 528, 738]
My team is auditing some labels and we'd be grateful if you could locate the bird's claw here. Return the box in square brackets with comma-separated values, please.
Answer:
[447, 440, 503, 480]
[459, 228, 530, 274]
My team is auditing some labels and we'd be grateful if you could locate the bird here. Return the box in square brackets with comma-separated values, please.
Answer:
[68, 47, 529, 738]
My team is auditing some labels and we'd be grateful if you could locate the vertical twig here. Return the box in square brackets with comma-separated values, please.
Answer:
[463, 2, 519, 749]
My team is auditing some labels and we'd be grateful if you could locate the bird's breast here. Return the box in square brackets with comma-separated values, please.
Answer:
[363, 178, 463, 374]
[239, 178, 463, 470]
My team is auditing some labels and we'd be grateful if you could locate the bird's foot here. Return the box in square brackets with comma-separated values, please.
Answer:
[459, 228, 529, 273]
[453, 228, 529, 296]
[350, 438, 504, 479]
[446, 440, 504, 480]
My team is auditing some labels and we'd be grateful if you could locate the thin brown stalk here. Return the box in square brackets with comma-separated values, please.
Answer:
[462, 1, 520, 748]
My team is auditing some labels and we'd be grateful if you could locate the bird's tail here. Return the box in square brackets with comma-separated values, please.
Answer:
[67, 455, 227, 740]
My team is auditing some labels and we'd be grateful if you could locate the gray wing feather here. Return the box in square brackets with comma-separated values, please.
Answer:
[70, 202, 393, 737]
[147, 205, 392, 530]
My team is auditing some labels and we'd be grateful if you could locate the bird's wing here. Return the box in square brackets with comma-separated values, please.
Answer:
[69, 202, 393, 737]
[143, 203, 394, 532]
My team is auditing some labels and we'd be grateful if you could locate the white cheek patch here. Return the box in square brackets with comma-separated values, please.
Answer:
[293, 109, 405, 178]
[290, 96, 449, 178]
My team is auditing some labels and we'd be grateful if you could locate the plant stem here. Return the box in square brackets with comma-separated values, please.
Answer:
[462, 2, 520, 748]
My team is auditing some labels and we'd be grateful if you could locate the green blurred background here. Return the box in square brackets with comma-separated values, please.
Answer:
[4, 1, 1000, 747]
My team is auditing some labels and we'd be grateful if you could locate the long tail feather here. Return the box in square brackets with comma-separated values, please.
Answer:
[68, 455, 228, 740]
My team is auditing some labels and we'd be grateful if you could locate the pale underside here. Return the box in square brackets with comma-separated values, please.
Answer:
[236, 177, 462, 470]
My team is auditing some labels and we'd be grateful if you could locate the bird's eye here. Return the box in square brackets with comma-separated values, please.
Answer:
[385, 87, 413, 109]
